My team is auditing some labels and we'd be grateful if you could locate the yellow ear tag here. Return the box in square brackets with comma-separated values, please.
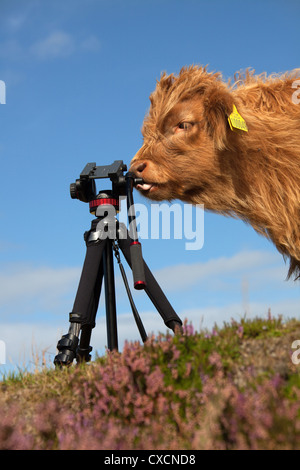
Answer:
[228, 105, 248, 133]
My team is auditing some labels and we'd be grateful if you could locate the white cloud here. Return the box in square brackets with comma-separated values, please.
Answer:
[181, 298, 300, 331]
[80, 35, 101, 52]
[0, 30, 101, 62]
[0, 322, 62, 374]
[5, 14, 28, 32]
[30, 31, 101, 60]
[0, 39, 23, 59]
[31, 31, 75, 59]
[152, 250, 288, 292]
[0, 264, 80, 316]
[0, 250, 296, 321]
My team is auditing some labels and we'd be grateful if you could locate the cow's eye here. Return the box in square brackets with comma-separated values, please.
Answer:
[175, 122, 193, 133]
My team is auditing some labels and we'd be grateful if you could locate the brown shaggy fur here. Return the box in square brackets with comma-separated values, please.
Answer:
[130, 66, 300, 279]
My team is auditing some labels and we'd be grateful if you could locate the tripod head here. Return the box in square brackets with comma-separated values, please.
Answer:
[70, 160, 143, 207]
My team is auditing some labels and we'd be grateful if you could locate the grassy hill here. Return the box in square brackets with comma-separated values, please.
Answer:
[1, 314, 300, 450]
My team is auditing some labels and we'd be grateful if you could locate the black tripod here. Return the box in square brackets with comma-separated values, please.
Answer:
[54, 161, 182, 366]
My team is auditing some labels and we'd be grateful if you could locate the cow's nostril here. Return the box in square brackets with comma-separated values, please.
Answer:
[136, 162, 147, 174]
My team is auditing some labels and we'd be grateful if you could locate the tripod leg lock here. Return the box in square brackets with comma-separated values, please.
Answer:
[54, 333, 79, 366]
[69, 312, 82, 323]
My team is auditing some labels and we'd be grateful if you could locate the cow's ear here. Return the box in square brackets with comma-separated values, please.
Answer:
[202, 84, 234, 150]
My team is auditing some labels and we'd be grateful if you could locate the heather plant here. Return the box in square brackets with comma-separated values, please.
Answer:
[0, 314, 300, 450]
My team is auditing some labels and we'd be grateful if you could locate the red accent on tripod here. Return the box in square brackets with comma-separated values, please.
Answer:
[89, 198, 119, 211]
[134, 280, 146, 289]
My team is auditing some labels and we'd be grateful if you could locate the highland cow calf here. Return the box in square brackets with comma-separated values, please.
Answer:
[130, 66, 300, 279]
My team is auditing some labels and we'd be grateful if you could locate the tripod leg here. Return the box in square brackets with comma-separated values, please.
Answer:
[75, 240, 105, 363]
[54, 234, 107, 366]
[76, 324, 93, 363]
[103, 239, 118, 351]
[71, 239, 107, 327]
[117, 232, 183, 333]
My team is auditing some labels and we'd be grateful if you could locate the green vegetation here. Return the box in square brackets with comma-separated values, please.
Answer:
[1, 314, 300, 449]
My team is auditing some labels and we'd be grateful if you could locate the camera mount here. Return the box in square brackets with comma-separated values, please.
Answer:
[54, 160, 182, 366]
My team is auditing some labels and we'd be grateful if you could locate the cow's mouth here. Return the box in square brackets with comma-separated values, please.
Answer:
[136, 182, 159, 193]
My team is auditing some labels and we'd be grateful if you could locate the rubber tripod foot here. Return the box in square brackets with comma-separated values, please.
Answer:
[167, 320, 183, 334]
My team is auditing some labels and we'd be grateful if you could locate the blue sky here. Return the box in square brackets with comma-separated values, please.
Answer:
[0, 0, 299, 375]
